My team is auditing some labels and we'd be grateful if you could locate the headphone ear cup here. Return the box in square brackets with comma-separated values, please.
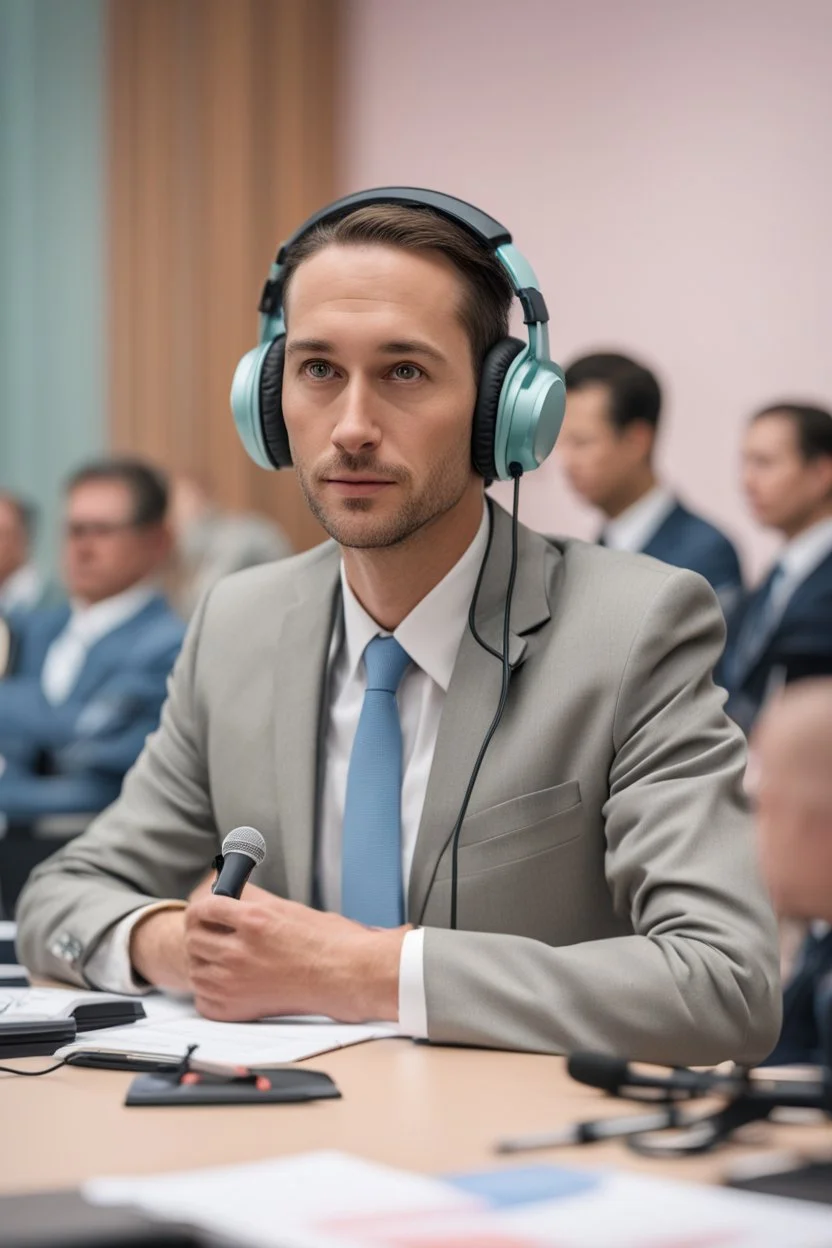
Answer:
[471, 337, 525, 480]
[258, 336, 293, 469]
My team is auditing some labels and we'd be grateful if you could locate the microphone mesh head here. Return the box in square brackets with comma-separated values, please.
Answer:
[222, 826, 267, 865]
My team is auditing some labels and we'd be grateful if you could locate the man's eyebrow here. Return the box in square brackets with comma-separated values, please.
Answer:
[379, 340, 447, 363]
[285, 338, 335, 355]
[285, 337, 447, 363]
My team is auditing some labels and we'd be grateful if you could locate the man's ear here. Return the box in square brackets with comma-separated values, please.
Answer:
[812, 455, 832, 501]
[621, 419, 656, 464]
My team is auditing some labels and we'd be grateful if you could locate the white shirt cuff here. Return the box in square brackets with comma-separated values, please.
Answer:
[397, 926, 427, 1038]
[84, 901, 186, 994]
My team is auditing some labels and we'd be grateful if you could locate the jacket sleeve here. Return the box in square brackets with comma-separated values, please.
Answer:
[0, 770, 121, 821]
[421, 571, 782, 1067]
[15, 598, 216, 986]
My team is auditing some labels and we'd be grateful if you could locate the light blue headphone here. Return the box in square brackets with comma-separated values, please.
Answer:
[230, 187, 566, 481]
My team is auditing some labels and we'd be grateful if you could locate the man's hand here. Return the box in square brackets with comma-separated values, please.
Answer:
[130, 906, 191, 993]
[184, 883, 408, 1023]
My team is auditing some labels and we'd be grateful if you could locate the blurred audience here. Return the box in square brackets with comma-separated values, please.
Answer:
[0, 493, 48, 616]
[167, 472, 292, 619]
[0, 459, 184, 825]
[721, 402, 832, 733]
[559, 352, 743, 613]
[753, 680, 832, 1065]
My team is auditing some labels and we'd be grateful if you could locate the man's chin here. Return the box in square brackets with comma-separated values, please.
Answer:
[312, 501, 420, 550]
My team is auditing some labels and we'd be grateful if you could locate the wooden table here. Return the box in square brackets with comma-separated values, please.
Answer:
[2, 1038, 830, 1196]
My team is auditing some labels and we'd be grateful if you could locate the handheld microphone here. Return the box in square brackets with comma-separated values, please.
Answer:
[212, 827, 267, 899]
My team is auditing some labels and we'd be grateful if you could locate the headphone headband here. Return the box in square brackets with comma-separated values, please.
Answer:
[259, 187, 549, 336]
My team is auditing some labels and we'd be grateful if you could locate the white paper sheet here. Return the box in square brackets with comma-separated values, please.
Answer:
[59, 1013, 399, 1067]
[0, 920, 17, 942]
[84, 1151, 832, 1248]
[86, 1151, 471, 1248]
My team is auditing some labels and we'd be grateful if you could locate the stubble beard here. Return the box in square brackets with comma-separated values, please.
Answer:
[295, 450, 472, 550]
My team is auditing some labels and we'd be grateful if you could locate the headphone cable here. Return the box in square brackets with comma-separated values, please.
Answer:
[449, 464, 523, 929]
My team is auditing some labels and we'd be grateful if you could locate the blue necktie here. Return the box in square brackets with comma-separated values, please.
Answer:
[729, 561, 786, 684]
[341, 635, 411, 927]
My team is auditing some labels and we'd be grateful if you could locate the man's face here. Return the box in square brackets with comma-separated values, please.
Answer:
[281, 243, 480, 549]
[558, 384, 651, 514]
[63, 480, 168, 604]
[754, 700, 832, 921]
[742, 413, 832, 537]
[0, 499, 27, 585]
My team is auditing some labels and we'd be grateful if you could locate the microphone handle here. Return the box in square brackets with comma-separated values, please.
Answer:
[212, 851, 256, 899]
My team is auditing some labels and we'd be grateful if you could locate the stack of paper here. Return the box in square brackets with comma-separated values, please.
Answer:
[85, 1150, 832, 1248]
[58, 1001, 399, 1067]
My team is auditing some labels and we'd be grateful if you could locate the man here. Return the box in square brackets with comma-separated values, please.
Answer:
[167, 472, 292, 619]
[17, 197, 779, 1065]
[721, 403, 832, 734]
[559, 352, 743, 613]
[753, 680, 832, 1065]
[0, 460, 184, 823]
[0, 493, 46, 616]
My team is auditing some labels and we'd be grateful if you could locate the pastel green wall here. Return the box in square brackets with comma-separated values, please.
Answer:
[0, 0, 105, 579]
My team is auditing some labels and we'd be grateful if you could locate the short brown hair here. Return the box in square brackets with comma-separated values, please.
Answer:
[280, 203, 514, 371]
[66, 458, 169, 527]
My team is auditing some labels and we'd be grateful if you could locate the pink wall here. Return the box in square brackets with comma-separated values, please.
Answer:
[338, 0, 832, 582]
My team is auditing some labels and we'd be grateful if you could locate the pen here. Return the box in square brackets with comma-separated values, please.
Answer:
[496, 1106, 687, 1153]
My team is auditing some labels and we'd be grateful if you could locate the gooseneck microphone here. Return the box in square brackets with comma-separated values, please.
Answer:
[567, 1051, 832, 1112]
[212, 826, 267, 898]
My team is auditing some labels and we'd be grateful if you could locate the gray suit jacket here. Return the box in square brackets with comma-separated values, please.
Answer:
[17, 504, 781, 1065]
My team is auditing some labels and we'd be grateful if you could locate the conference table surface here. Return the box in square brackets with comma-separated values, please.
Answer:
[2, 1035, 831, 1197]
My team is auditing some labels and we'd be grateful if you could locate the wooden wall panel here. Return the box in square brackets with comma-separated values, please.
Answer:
[107, 0, 337, 551]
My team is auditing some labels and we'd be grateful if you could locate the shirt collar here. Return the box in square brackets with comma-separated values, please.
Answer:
[68, 581, 157, 645]
[777, 517, 832, 583]
[0, 563, 42, 610]
[602, 484, 676, 553]
[340, 504, 490, 693]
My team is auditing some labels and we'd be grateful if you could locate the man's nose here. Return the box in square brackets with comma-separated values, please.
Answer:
[331, 375, 382, 455]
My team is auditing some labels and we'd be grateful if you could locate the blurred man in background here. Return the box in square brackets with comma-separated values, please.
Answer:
[167, 472, 292, 619]
[0, 459, 184, 833]
[559, 352, 743, 613]
[721, 403, 832, 733]
[0, 493, 46, 616]
[753, 680, 832, 1065]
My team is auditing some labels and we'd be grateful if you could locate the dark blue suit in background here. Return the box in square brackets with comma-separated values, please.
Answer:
[642, 502, 743, 612]
[720, 552, 832, 733]
[767, 928, 832, 1066]
[0, 595, 184, 821]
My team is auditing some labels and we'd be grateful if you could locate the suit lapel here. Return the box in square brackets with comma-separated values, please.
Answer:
[272, 545, 341, 905]
[408, 504, 555, 923]
[641, 503, 683, 561]
[731, 553, 832, 685]
[68, 599, 164, 704]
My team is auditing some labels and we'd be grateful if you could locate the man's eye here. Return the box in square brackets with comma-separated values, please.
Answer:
[304, 360, 333, 380]
[390, 363, 423, 381]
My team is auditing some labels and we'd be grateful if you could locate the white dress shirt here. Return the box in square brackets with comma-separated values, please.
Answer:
[86, 509, 491, 1039]
[768, 516, 832, 618]
[600, 485, 676, 553]
[0, 563, 44, 614]
[41, 583, 157, 705]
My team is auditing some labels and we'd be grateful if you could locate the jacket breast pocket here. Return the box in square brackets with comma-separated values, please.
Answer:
[439, 780, 583, 879]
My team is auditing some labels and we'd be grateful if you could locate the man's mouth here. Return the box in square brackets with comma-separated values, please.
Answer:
[324, 477, 395, 497]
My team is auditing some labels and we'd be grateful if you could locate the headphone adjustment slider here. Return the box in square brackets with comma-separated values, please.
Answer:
[517, 287, 549, 325]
